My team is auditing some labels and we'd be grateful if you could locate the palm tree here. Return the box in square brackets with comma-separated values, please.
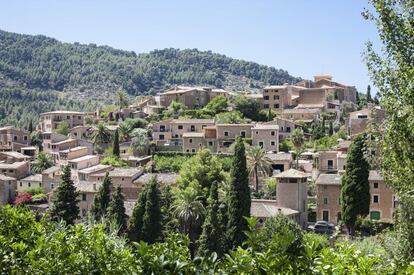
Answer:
[291, 128, 305, 169]
[118, 123, 133, 142]
[173, 187, 205, 257]
[115, 89, 129, 110]
[131, 128, 150, 156]
[91, 123, 111, 145]
[31, 152, 54, 173]
[246, 146, 272, 192]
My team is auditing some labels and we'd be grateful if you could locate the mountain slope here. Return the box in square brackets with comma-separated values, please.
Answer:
[0, 29, 300, 95]
[0, 29, 301, 128]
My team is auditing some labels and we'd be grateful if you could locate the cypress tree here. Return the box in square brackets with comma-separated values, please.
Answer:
[107, 186, 127, 234]
[198, 182, 223, 257]
[340, 134, 370, 236]
[321, 117, 326, 134]
[28, 119, 33, 133]
[328, 121, 334, 136]
[267, 108, 272, 122]
[227, 137, 251, 249]
[91, 172, 112, 221]
[113, 129, 120, 157]
[367, 85, 372, 103]
[49, 165, 79, 225]
[128, 185, 148, 242]
[141, 176, 162, 244]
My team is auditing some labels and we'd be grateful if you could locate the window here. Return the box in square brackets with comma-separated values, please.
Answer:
[160, 125, 165, 132]
[28, 182, 31, 187]
[186, 149, 190, 152]
[323, 197, 328, 205]
[19, 182, 22, 187]
[271, 141, 275, 146]
[24, 136, 28, 141]
[13, 136, 17, 141]
[240, 131, 246, 138]
[286, 127, 291, 133]
[78, 116, 81, 119]
[82, 194, 87, 201]
[327, 160, 334, 169]
[264, 104, 269, 108]
[373, 195, 379, 204]
[274, 95, 279, 100]
[271, 131, 275, 136]
[121, 178, 125, 181]
[264, 96, 269, 100]
[67, 116, 70, 119]
[274, 104, 280, 109]
[370, 211, 381, 220]
[373, 182, 379, 189]
[178, 125, 183, 130]
[189, 139, 193, 144]
[190, 125, 195, 132]
[258, 141, 264, 148]
[191, 149, 196, 153]
[159, 134, 165, 140]
[322, 210, 329, 222]
[208, 141, 213, 146]
[51, 183, 54, 189]
[224, 131, 229, 137]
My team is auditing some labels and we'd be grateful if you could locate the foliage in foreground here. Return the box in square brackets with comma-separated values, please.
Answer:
[0, 206, 407, 274]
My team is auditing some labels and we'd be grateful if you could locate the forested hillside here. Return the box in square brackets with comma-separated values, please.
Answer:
[0, 29, 300, 95]
[0, 29, 300, 127]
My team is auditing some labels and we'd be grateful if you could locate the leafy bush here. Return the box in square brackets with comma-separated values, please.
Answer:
[18, 187, 45, 196]
[32, 193, 47, 203]
[100, 156, 129, 168]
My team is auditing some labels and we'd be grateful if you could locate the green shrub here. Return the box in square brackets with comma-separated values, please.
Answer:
[18, 187, 45, 195]
[32, 193, 47, 203]
[100, 156, 129, 168]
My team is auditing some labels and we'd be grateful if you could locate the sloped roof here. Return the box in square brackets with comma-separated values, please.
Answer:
[316, 174, 342, 185]
[274, 168, 308, 178]
[0, 151, 30, 159]
[369, 170, 383, 181]
[20, 174, 42, 182]
[251, 199, 299, 218]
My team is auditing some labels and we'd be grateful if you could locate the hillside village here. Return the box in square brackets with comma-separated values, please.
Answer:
[0, 73, 390, 229]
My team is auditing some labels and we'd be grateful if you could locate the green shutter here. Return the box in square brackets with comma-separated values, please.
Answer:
[370, 211, 381, 220]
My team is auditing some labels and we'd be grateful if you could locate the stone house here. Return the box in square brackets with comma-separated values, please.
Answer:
[41, 166, 62, 193]
[316, 171, 396, 224]
[17, 174, 42, 191]
[0, 151, 31, 163]
[0, 161, 30, 180]
[251, 124, 279, 152]
[347, 106, 386, 137]
[0, 174, 17, 205]
[38, 111, 86, 132]
[157, 86, 228, 108]
[88, 168, 144, 200]
[275, 169, 309, 228]
[0, 126, 31, 152]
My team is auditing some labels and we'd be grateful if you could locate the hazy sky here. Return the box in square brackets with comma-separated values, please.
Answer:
[0, 0, 381, 93]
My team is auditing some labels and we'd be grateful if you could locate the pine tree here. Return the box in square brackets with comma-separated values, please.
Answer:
[112, 129, 120, 157]
[107, 186, 127, 234]
[91, 172, 112, 221]
[328, 121, 334, 136]
[198, 182, 223, 257]
[340, 134, 370, 236]
[367, 85, 372, 103]
[49, 165, 79, 225]
[227, 137, 251, 249]
[28, 119, 33, 133]
[128, 185, 148, 242]
[141, 176, 162, 244]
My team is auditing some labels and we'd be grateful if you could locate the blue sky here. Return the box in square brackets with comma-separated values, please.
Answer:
[0, 0, 380, 93]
